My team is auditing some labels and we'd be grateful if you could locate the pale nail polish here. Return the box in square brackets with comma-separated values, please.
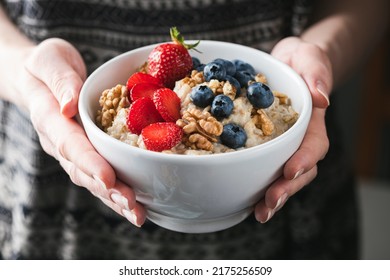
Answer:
[316, 84, 330, 107]
[122, 209, 141, 227]
[293, 168, 304, 180]
[274, 193, 288, 212]
[261, 209, 275, 224]
[111, 193, 130, 211]
[93, 175, 107, 190]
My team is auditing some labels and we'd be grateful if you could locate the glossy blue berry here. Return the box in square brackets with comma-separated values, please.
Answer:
[191, 57, 205, 72]
[203, 62, 227, 82]
[211, 94, 234, 119]
[220, 123, 247, 149]
[234, 71, 254, 88]
[225, 75, 241, 97]
[212, 58, 236, 76]
[192, 57, 201, 69]
[190, 85, 215, 108]
[195, 64, 205, 72]
[233, 59, 256, 75]
[246, 82, 274, 109]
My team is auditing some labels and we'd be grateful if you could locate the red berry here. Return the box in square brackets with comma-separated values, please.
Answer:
[126, 97, 164, 135]
[147, 27, 199, 89]
[141, 122, 183, 152]
[153, 88, 181, 122]
[130, 82, 163, 102]
[126, 72, 162, 91]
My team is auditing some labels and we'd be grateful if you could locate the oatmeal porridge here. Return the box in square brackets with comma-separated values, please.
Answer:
[96, 58, 299, 154]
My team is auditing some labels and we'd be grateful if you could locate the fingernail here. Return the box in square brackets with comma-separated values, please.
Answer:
[122, 209, 141, 227]
[316, 83, 330, 107]
[260, 193, 289, 224]
[261, 209, 275, 224]
[293, 168, 304, 180]
[111, 192, 130, 211]
[60, 91, 73, 112]
[93, 175, 107, 191]
[274, 193, 288, 212]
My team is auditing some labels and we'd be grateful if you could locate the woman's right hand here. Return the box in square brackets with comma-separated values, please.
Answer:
[9, 38, 146, 227]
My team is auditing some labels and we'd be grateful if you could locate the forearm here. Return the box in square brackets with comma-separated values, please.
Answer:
[301, 0, 388, 87]
[0, 7, 35, 105]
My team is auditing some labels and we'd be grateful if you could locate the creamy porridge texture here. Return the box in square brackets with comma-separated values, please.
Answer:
[96, 57, 299, 155]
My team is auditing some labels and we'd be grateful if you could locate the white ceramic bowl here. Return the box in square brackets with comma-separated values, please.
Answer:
[78, 41, 312, 233]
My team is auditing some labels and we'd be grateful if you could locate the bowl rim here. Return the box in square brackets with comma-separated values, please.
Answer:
[79, 40, 312, 162]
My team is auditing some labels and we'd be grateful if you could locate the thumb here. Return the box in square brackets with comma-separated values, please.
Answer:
[272, 37, 332, 109]
[25, 38, 87, 118]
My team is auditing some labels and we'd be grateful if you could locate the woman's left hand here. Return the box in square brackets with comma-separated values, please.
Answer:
[254, 37, 332, 223]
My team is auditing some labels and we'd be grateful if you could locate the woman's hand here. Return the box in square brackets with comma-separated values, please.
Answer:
[254, 37, 332, 223]
[13, 38, 146, 227]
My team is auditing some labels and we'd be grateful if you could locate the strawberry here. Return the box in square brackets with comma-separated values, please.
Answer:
[147, 27, 199, 89]
[153, 88, 181, 122]
[141, 122, 183, 152]
[126, 97, 164, 135]
[126, 72, 162, 91]
[130, 82, 163, 102]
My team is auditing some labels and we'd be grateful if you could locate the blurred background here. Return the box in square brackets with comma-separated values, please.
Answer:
[334, 29, 390, 259]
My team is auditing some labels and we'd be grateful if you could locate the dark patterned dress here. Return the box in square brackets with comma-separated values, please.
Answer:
[0, 0, 359, 259]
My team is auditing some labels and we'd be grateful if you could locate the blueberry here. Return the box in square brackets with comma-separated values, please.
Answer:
[191, 57, 205, 72]
[190, 85, 215, 107]
[225, 75, 241, 97]
[234, 71, 254, 88]
[220, 123, 247, 149]
[246, 82, 274, 109]
[211, 94, 234, 119]
[233, 59, 256, 75]
[192, 57, 201, 69]
[203, 62, 227, 81]
[212, 58, 236, 76]
[195, 64, 205, 72]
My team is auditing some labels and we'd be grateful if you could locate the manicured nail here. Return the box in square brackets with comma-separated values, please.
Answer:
[122, 209, 141, 227]
[93, 175, 107, 190]
[274, 193, 288, 212]
[293, 168, 304, 180]
[60, 91, 73, 113]
[111, 192, 130, 211]
[316, 83, 330, 107]
[260, 193, 289, 224]
[261, 209, 275, 224]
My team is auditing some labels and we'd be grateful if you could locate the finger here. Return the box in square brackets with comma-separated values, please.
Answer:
[283, 108, 329, 180]
[25, 38, 86, 118]
[254, 165, 318, 223]
[96, 196, 146, 227]
[271, 37, 332, 109]
[27, 76, 147, 227]
[29, 80, 116, 189]
[296, 50, 332, 109]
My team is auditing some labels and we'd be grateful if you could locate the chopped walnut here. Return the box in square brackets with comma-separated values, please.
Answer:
[222, 81, 236, 100]
[96, 84, 130, 131]
[176, 108, 223, 151]
[208, 79, 224, 94]
[255, 73, 268, 84]
[138, 62, 148, 73]
[180, 70, 205, 88]
[273, 91, 290, 105]
[187, 134, 214, 151]
[253, 109, 275, 136]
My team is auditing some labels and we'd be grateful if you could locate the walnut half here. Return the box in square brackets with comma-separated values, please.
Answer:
[176, 108, 223, 151]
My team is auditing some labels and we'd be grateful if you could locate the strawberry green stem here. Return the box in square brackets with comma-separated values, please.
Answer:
[170, 26, 200, 52]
